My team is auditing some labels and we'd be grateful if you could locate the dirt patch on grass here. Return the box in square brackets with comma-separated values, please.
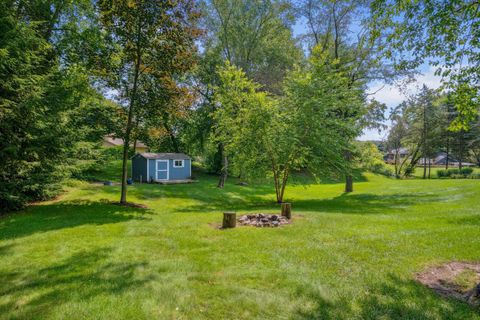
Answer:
[416, 262, 480, 307]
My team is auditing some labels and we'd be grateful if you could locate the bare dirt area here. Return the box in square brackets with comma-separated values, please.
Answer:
[416, 262, 480, 307]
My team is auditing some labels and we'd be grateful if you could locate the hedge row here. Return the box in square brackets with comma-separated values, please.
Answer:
[437, 168, 477, 178]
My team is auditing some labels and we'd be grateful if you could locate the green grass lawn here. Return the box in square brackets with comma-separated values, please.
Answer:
[1, 162, 480, 319]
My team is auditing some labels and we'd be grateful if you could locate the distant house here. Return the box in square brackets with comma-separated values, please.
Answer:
[131, 153, 192, 182]
[384, 148, 409, 164]
[417, 152, 475, 167]
[103, 135, 148, 153]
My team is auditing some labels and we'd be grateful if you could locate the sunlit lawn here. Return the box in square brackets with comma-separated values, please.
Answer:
[1, 161, 479, 319]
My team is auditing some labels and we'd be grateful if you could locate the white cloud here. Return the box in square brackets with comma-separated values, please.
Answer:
[368, 66, 442, 108]
[359, 66, 443, 141]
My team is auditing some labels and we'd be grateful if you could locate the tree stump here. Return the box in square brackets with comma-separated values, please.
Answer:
[281, 203, 291, 219]
[222, 212, 236, 228]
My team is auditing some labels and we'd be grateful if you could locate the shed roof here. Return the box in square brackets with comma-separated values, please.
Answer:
[135, 153, 191, 160]
[104, 135, 147, 148]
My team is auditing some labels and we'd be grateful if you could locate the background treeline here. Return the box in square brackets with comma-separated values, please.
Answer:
[1, 0, 479, 211]
[387, 86, 480, 178]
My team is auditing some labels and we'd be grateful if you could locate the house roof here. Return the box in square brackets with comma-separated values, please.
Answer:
[136, 153, 191, 160]
[104, 135, 147, 148]
[387, 148, 409, 155]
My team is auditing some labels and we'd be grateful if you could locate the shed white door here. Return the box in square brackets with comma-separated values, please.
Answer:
[156, 160, 169, 180]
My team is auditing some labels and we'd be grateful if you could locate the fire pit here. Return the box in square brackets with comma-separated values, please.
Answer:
[238, 213, 290, 227]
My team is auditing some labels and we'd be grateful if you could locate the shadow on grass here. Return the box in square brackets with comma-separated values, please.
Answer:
[121, 182, 441, 215]
[0, 247, 152, 318]
[449, 215, 480, 226]
[292, 192, 442, 214]
[0, 200, 151, 240]
[294, 274, 477, 319]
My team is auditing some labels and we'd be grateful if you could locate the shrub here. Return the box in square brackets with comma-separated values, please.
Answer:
[437, 169, 448, 178]
[448, 169, 460, 176]
[460, 167, 474, 175]
[438, 167, 477, 179]
[100, 146, 125, 160]
[356, 142, 394, 177]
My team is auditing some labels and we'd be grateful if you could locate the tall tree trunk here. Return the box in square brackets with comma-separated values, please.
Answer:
[162, 115, 180, 153]
[217, 155, 228, 188]
[445, 138, 450, 169]
[120, 46, 142, 204]
[271, 160, 280, 202]
[169, 132, 179, 153]
[345, 175, 353, 192]
[394, 150, 400, 178]
[422, 103, 427, 179]
[344, 150, 353, 192]
[428, 158, 431, 179]
[459, 136, 464, 170]
[277, 169, 289, 204]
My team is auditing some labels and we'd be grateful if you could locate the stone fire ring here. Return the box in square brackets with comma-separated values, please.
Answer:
[238, 213, 290, 227]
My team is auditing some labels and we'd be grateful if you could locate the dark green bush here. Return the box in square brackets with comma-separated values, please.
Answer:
[437, 167, 477, 179]
[460, 167, 474, 175]
[437, 170, 448, 178]
[100, 146, 125, 160]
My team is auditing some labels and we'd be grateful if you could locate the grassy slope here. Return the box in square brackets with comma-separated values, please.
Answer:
[1, 162, 479, 319]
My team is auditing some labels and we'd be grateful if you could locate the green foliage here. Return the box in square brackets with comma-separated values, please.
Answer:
[437, 168, 475, 179]
[370, 0, 480, 129]
[355, 142, 393, 176]
[387, 86, 444, 178]
[200, 0, 302, 93]
[0, 1, 123, 212]
[212, 62, 274, 176]
[0, 2, 100, 211]
[213, 46, 365, 201]
[462, 167, 474, 175]
[98, 0, 200, 203]
[436, 169, 448, 178]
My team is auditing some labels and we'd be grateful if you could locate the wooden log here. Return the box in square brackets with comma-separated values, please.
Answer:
[281, 203, 291, 219]
[222, 212, 236, 228]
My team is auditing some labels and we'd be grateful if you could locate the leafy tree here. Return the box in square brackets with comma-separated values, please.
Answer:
[212, 62, 274, 187]
[467, 119, 480, 166]
[0, 0, 108, 211]
[97, 0, 199, 203]
[200, 0, 302, 93]
[296, 0, 391, 192]
[386, 109, 409, 178]
[387, 86, 443, 178]
[190, 0, 302, 179]
[355, 141, 393, 176]
[213, 46, 361, 202]
[280, 47, 362, 198]
[370, 0, 480, 130]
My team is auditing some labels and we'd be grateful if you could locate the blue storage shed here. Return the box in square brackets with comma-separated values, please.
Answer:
[131, 153, 192, 182]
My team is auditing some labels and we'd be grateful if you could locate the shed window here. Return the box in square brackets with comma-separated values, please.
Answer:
[173, 160, 184, 168]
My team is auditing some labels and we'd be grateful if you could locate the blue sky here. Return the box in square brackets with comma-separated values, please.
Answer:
[291, 17, 443, 141]
[360, 65, 443, 140]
